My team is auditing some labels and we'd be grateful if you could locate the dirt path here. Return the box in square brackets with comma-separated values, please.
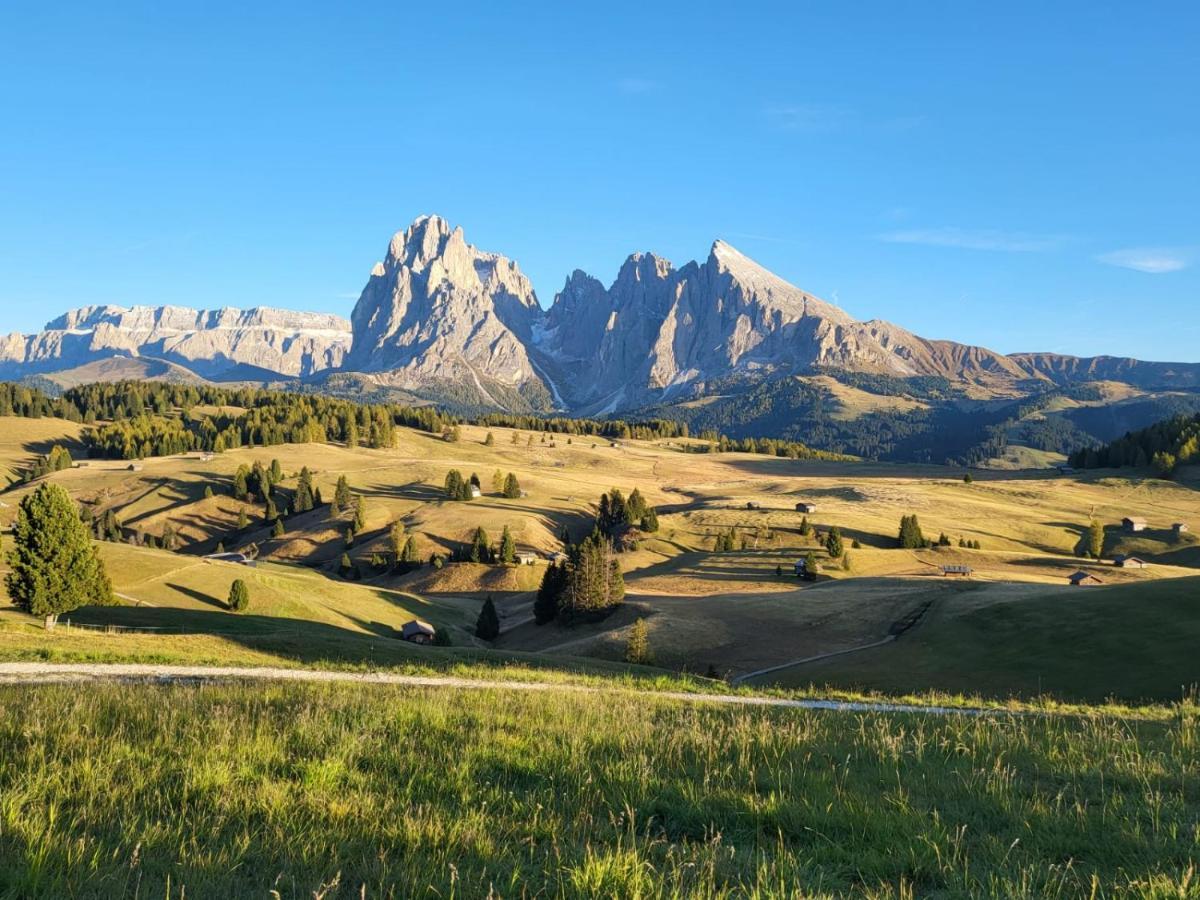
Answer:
[0, 662, 997, 717]
[731, 635, 897, 685]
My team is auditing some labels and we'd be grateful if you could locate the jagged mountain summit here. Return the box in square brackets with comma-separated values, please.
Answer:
[6, 215, 1200, 429]
[343, 215, 549, 410]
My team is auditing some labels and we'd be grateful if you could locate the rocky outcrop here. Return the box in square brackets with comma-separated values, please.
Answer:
[0, 305, 350, 380]
[344, 215, 550, 410]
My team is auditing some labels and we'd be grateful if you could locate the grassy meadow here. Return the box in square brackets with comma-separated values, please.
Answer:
[0, 681, 1197, 899]
[2, 412, 1200, 703]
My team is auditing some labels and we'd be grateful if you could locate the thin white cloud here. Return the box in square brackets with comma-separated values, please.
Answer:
[763, 103, 855, 133]
[1096, 247, 1191, 274]
[616, 77, 659, 95]
[879, 227, 1065, 253]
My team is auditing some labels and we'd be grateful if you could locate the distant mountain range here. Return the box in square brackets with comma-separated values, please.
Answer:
[6, 214, 1200, 463]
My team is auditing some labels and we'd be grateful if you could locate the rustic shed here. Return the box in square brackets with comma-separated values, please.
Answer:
[1122, 516, 1148, 533]
[1068, 571, 1103, 586]
[1114, 555, 1150, 569]
[795, 502, 818, 514]
[399, 620, 436, 644]
[515, 551, 538, 566]
[940, 564, 973, 577]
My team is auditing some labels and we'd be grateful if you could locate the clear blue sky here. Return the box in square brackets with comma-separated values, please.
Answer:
[1, 2, 1197, 360]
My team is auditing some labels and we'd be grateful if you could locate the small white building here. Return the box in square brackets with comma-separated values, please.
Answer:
[469, 485, 481, 499]
[515, 551, 538, 566]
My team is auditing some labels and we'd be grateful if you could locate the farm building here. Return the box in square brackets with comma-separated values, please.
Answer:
[1068, 571, 1103, 587]
[1113, 555, 1150, 569]
[1122, 516, 1148, 533]
[940, 564, 973, 577]
[746, 501, 761, 510]
[127, 463, 143, 472]
[1174, 523, 1190, 535]
[469, 485, 481, 499]
[203, 552, 256, 568]
[399, 620, 436, 644]
[795, 502, 818, 514]
[514, 551, 538, 566]
[793, 559, 817, 581]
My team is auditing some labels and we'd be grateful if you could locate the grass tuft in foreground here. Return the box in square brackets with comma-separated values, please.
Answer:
[0, 682, 1197, 898]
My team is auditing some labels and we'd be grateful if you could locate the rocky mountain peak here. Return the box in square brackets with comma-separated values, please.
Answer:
[344, 216, 549, 408]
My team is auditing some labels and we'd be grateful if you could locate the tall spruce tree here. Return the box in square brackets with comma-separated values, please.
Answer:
[475, 595, 501, 640]
[294, 467, 315, 513]
[333, 475, 352, 514]
[499, 525, 516, 564]
[6, 483, 114, 628]
[502, 472, 522, 499]
[534, 560, 566, 624]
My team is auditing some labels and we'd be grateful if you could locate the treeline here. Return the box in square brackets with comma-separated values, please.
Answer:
[1069, 413, 1200, 475]
[0, 383, 85, 421]
[476, 412, 690, 441]
[4, 378, 844, 466]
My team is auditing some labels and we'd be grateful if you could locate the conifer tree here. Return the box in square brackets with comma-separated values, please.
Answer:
[6, 483, 114, 628]
[484, 431, 495, 446]
[499, 525, 516, 564]
[502, 472, 522, 499]
[353, 495, 367, 532]
[271, 518, 285, 538]
[400, 535, 419, 564]
[333, 475, 352, 514]
[1087, 519, 1105, 559]
[469, 526, 491, 563]
[475, 596, 501, 640]
[825, 526, 844, 559]
[640, 508, 659, 533]
[534, 560, 566, 624]
[294, 467, 315, 513]
[625, 617, 653, 664]
[227, 579, 250, 612]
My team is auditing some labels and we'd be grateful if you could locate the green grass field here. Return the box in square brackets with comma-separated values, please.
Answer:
[0, 681, 1195, 898]
[762, 577, 1200, 704]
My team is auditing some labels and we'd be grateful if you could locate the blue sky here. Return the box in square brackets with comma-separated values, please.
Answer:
[1, 2, 1197, 360]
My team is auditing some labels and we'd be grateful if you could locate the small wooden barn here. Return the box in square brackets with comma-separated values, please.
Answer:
[1122, 516, 1148, 533]
[940, 564, 973, 577]
[1113, 555, 1150, 569]
[746, 501, 762, 510]
[515, 551, 538, 566]
[399, 620, 436, 644]
[793, 559, 817, 581]
[795, 502, 818, 514]
[1068, 571, 1103, 587]
[1174, 523, 1190, 536]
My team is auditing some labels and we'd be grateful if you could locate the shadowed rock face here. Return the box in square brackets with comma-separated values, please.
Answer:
[0, 305, 351, 379]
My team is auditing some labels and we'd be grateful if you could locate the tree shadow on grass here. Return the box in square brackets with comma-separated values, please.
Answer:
[164, 582, 229, 611]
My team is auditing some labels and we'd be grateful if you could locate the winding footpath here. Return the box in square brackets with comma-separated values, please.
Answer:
[0, 662, 995, 717]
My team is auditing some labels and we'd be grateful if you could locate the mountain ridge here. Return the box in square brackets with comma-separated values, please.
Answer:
[4, 215, 1199, 420]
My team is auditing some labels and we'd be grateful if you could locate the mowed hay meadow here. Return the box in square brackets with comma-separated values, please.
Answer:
[1, 682, 1198, 899]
